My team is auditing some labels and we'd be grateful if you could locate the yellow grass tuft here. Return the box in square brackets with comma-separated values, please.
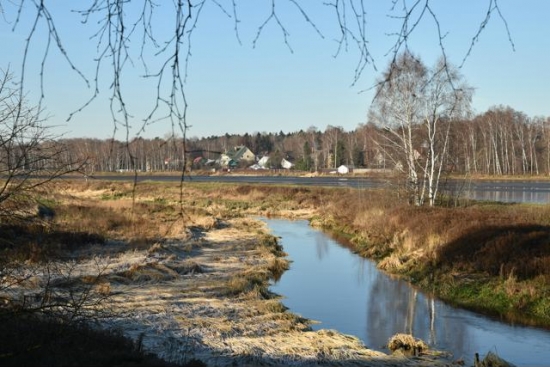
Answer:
[387, 333, 428, 356]
[377, 254, 402, 271]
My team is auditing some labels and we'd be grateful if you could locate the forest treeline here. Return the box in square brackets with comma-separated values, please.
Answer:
[58, 105, 549, 176]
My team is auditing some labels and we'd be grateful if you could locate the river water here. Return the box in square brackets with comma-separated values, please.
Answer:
[455, 180, 550, 204]
[265, 218, 550, 366]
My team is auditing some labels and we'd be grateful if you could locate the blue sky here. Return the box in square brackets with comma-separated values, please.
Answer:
[1, 1, 549, 140]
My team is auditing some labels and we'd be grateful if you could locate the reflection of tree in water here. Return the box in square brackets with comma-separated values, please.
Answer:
[314, 231, 330, 260]
[364, 271, 470, 356]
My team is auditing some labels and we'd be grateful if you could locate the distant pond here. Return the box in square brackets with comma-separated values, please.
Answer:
[264, 218, 550, 366]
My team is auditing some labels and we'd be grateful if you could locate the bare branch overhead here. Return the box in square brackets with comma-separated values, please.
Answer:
[1, 1, 512, 138]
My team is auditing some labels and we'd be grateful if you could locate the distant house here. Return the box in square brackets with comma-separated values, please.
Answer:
[281, 158, 294, 169]
[257, 156, 270, 169]
[219, 154, 233, 167]
[220, 145, 256, 167]
[230, 145, 256, 162]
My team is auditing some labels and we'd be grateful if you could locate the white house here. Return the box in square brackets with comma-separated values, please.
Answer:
[257, 156, 270, 169]
[281, 158, 294, 169]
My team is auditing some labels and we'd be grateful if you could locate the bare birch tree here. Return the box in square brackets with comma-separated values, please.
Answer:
[369, 52, 471, 206]
[369, 52, 427, 205]
[420, 58, 472, 206]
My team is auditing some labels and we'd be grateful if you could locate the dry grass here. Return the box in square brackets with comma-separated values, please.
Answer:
[378, 254, 403, 272]
[387, 333, 428, 356]
[315, 187, 550, 283]
[436, 224, 550, 280]
[5, 179, 461, 366]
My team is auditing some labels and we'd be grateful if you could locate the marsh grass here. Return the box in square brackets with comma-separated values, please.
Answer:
[258, 234, 285, 256]
[122, 262, 180, 283]
[0, 222, 105, 262]
[267, 257, 290, 281]
[226, 267, 271, 298]
[437, 224, 550, 280]
[175, 260, 204, 275]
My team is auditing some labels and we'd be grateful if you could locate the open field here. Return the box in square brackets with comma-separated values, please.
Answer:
[0, 180, 462, 366]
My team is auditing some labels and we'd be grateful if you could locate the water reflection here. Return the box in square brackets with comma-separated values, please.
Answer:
[314, 231, 330, 260]
[447, 180, 550, 204]
[466, 189, 550, 204]
[363, 269, 471, 357]
[266, 218, 550, 366]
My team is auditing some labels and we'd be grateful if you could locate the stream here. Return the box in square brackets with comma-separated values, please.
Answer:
[265, 218, 550, 366]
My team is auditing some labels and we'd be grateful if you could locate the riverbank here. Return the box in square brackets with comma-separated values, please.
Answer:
[149, 180, 550, 329]
[0, 180, 461, 366]
[306, 188, 550, 329]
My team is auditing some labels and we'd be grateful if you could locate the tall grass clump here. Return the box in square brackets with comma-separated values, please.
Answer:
[258, 234, 285, 256]
[226, 268, 271, 299]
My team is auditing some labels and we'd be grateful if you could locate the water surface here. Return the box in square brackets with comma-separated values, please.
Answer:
[266, 218, 550, 366]
[461, 180, 550, 204]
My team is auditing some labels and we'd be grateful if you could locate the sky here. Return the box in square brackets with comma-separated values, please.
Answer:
[1, 1, 549, 140]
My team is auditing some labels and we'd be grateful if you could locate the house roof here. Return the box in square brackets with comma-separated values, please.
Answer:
[281, 158, 294, 169]
[226, 145, 254, 161]
[258, 156, 269, 168]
